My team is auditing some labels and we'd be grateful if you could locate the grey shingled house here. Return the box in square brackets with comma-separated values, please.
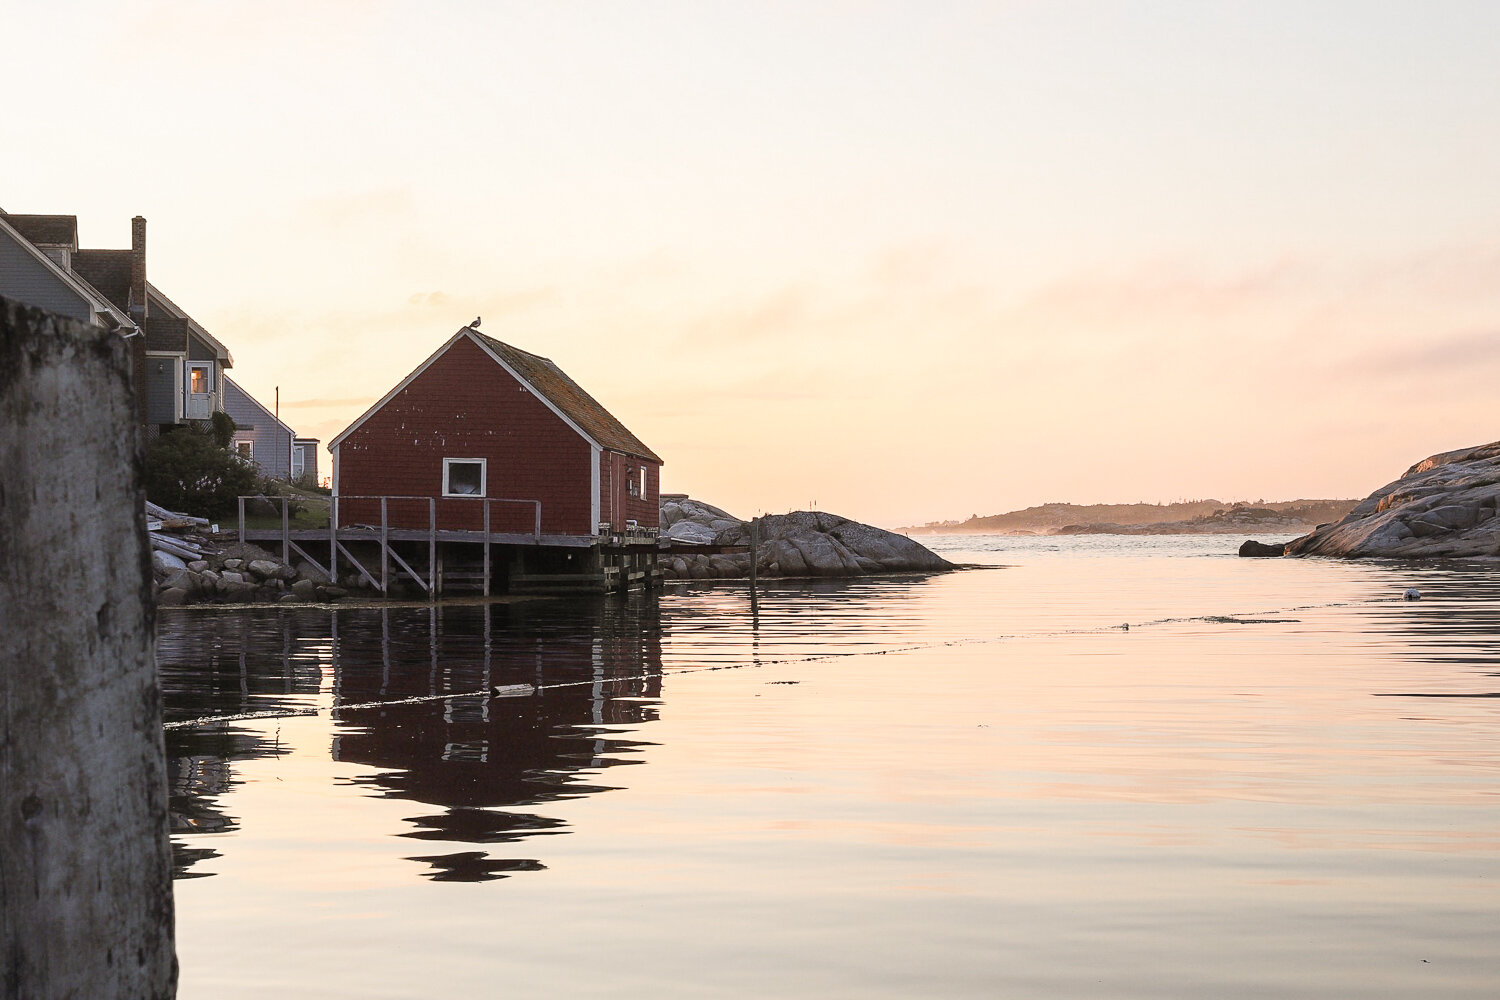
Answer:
[0, 209, 234, 436]
[223, 375, 320, 483]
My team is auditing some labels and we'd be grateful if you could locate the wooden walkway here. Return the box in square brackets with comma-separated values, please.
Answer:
[237, 494, 655, 596]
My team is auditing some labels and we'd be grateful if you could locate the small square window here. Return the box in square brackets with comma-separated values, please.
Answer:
[235, 440, 253, 460]
[443, 458, 486, 497]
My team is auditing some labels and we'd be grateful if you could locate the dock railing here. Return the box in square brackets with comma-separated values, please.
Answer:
[237, 494, 545, 596]
[237, 493, 333, 567]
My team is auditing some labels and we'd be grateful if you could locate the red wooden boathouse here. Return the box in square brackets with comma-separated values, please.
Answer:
[324, 325, 663, 592]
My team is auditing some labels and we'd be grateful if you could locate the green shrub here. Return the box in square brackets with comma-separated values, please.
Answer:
[144, 425, 259, 519]
[208, 409, 237, 449]
[291, 472, 330, 494]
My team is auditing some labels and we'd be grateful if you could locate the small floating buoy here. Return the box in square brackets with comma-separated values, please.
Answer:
[491, 683, 536, 698]
[1403, 588, 1421, 601]
[1120, 623, 1130, 631]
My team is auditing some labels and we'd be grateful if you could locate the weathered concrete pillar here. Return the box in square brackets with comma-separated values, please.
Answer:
[0, 297, 176, 998]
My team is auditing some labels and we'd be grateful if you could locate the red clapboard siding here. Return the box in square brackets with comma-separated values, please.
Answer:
[338, 337, 593, 533]
[598, 450, 661, 530]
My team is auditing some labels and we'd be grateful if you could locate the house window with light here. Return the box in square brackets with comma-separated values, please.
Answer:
[443, 458, 486, 497]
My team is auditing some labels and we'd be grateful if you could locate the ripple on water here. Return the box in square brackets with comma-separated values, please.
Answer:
[163, 536, 1500, 999]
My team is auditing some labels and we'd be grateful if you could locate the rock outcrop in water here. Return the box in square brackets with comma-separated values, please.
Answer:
[660, 495, 954, 580]
[1280, 440, 1500, 558]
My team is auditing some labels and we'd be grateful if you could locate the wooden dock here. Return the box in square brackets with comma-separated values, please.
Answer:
[237, 494, 659, 597]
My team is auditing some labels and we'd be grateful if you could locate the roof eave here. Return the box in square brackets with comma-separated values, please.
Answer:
[0, 216, 140, 334]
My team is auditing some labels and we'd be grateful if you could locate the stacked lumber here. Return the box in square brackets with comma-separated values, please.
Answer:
[145, 501, 218, 561]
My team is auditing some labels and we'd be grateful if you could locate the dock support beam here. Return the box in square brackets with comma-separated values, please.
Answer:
[380, 497, 389, 594]
[483, 500, 492, 597]
[329, 496, 339, 583]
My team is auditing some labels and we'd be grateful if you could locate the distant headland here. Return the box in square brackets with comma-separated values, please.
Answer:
[903, 499, 1357, 537]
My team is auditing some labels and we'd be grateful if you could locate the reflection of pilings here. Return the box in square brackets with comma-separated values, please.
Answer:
[282, 613, 293, 692]
[427, 603, 438, 696]
[238, 614, 249, 708]
[592, 638, 605, 725]
[331, 608, 342, 706]
[383, 606, 392, 696]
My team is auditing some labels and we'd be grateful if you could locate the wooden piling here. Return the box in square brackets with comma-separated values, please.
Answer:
[0, 298, 177, 997]
[748, 516, 760, 615]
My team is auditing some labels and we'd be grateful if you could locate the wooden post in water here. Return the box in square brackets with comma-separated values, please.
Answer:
[0, 298, 177, 998]
[748, 516, 760, 616]
[483, 499, 492, 597]
[329, 495, 339, 583]
[428, 498, 438, 596]
[380, 496, 389, 594]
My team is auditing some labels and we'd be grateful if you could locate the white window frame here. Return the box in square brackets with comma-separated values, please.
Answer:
[186, 361, 213, 394]
[234, 438, 254, 461]
[184, 361, 214, 420]
[442, 457, 487, 498]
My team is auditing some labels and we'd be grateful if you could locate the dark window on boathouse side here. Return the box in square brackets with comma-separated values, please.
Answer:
[442, 458, 486, 497]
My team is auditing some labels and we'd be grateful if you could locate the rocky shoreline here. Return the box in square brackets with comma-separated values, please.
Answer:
[149, 497, 955, 606]
[1051, 503, 1340, 536]
[1242, 440, 1500, 559]
[659, 497, 954, 580]
[907, 499, 1354, 536]
[152, 542, 347, 606]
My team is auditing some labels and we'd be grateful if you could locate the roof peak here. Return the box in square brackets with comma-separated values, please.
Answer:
[466, 327, 554, 365]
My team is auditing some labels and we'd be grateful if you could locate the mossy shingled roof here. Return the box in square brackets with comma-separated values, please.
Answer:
[472, 330, 661, 464]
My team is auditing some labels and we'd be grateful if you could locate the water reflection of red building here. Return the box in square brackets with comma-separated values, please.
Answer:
[332, 599, 664, 881]
[160, 597, 665, 881]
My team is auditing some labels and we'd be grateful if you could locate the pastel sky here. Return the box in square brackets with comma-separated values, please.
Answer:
[8, 1, 1500, 526]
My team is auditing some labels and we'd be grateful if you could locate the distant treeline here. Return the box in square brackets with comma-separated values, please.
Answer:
[907, 499, 1357, 535]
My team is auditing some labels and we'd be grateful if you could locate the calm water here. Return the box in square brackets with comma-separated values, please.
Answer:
[163, 535, 1500, 998]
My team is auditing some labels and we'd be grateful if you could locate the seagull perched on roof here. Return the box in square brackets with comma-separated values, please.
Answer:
[470, 316, 481, 329]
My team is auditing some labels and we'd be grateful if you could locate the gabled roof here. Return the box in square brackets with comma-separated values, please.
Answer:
[0, 215, 137, 333]
[147, 283, 233, 366]
[224, 375, 294, 436]
[1, 213, 78, 248]
[472, 330, 661, 463]
[330, 327, 662, 464]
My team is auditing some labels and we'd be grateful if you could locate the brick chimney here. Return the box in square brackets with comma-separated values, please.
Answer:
[129, 215, 147, 322]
